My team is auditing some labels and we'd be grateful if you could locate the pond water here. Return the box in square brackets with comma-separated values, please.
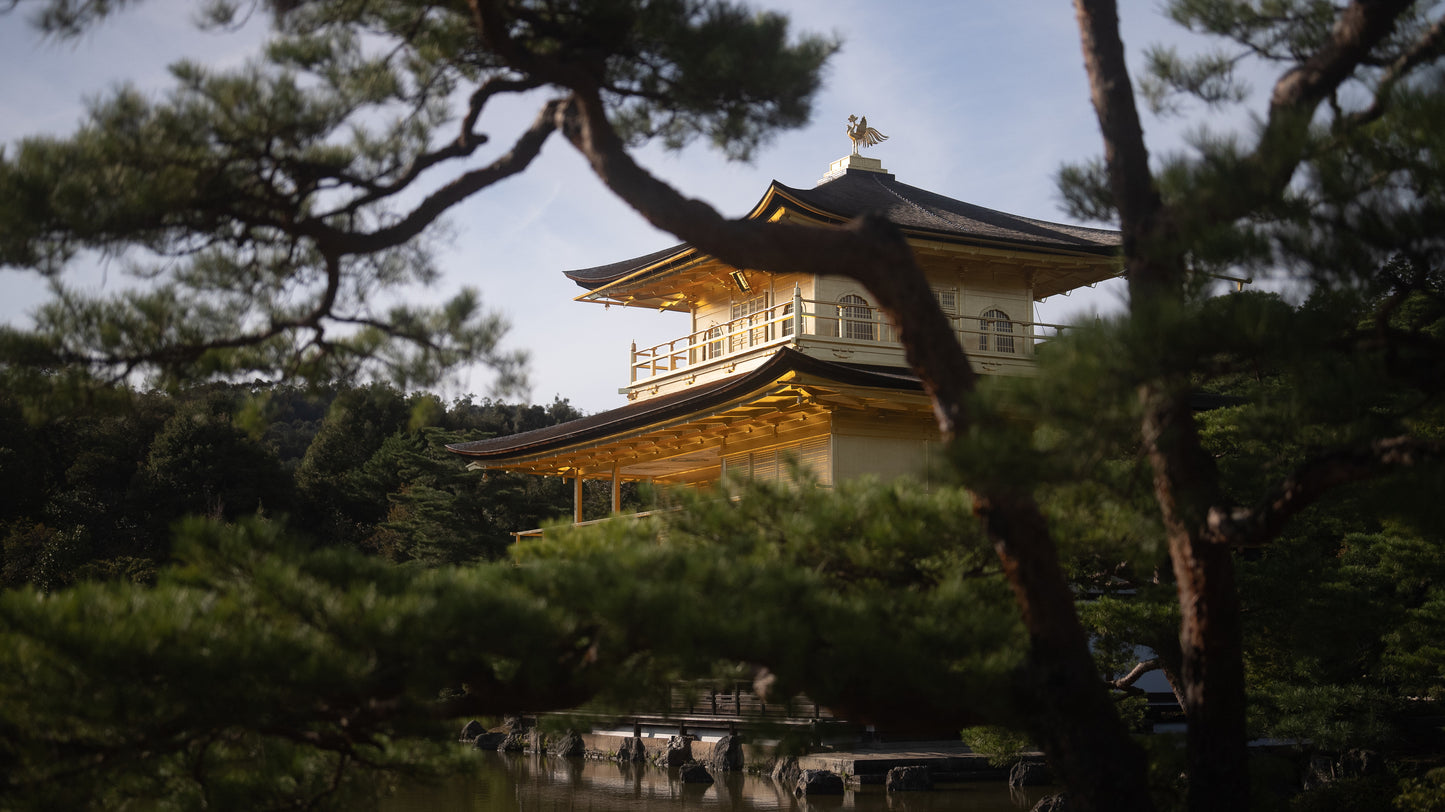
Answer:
[383, 751, 1057, 811]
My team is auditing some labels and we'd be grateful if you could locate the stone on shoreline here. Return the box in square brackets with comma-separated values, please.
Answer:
[552, 729, 586, 758]
[678, 763, 714, 784]
[770, 756, 800, 786]
[1009, 760, 1051, 788]
[497, 729, 528, 752]
[1030, 792, 1075, 812]
[794, 769, 844, 797]
[472, 732, 506, 750]
[705, 734, 744, 772]
[886, 765, 933, 792]
[616, 737, 647, 762]
[658, 735, 693, 767]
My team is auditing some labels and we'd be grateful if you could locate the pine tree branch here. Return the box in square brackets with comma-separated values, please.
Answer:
[1345, 12, 1445, 128]
[1231, 435, 1445, 547]
[40, 251, 344, 380]
[317, 74, 542, 222]
[311, 97, 562, 257]
[1110, 657, 1160, 695]
[1269, 0, 1418, 116]
[1243, 0, 1415, 211]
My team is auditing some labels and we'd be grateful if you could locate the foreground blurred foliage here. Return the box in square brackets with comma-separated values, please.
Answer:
[0, 478, 1027, 810]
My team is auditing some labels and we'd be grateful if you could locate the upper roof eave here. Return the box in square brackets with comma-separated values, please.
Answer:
[564, 243, 700, 293]
[563, 170, 1122, 298]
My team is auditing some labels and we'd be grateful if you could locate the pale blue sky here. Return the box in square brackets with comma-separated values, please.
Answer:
[0, 1, 1225, 412]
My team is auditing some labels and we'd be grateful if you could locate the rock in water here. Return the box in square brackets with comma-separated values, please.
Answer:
[794, 769, 844, 797]
[659, 735, 693, 767]
[1030, 793, 1075, 812]
[616, 737, 647, 762]
[497, 730, 528, 752]
[552, 729, 586, 758]
[706, 734, 744, 772]
[770, 756, 800, 786]
[679, 763, 714, 784]
[1009, 760, 1051, 788]
[886, 765, 933, 792]
[472, 732, 505, 750]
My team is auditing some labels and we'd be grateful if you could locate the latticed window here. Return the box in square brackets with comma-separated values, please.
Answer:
[932, 286, 958, 315]
[780, 302, 795, 337]
[979, 308, 1015, 354]
[730, 294, 769, 349]
[723, 436, 831, 486]
[705, 324, 724, 359]
[839, 294, 876, 341]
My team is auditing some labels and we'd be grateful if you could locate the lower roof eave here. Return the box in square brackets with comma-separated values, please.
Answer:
[446, 348, 928, 475]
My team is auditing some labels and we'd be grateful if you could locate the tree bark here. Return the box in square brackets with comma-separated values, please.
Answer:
[980, 492, 1156, 811]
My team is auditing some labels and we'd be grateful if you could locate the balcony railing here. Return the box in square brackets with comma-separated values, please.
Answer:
[629, 289, 1069, 384]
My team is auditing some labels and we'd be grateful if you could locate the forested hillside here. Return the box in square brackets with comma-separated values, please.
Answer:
[0, 383, 617, 588]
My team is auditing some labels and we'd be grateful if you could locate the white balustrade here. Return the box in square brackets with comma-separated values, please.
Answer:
[628, 298, 1070, 384]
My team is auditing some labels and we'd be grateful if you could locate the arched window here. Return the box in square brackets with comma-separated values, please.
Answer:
[839, 294, 876, 341]
[979, 309, 1015, 354]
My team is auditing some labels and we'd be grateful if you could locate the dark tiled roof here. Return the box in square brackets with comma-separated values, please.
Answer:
[774, 170, 1119, 253]
[446, 348, 923, 462]
[562, 169, 1120, 289]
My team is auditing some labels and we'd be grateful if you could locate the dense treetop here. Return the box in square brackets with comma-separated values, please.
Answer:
[0, 0, 835, 389]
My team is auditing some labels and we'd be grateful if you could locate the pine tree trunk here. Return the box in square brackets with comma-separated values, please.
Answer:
[1175, 537, 1249, 810]
[982, 493, 1158, 812]
[1072, 0, 1255, 804]
[1141, 386, 1250, 811]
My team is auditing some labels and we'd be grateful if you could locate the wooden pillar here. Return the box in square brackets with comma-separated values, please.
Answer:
[792, 282, 804, 340]
[611, 463, 621, 514]
[573, 474, 584, 525]
[1026, 270, 1037, 357]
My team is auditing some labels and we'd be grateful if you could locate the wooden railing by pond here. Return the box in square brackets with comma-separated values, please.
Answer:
[629, 288, 1069, 384]
[511, 508, 670, 544]
[662, 681, 834, 723]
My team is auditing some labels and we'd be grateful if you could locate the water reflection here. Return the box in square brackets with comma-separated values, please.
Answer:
[383, 751, 1054, 811]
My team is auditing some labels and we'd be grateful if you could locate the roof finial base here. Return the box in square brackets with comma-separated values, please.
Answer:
[819, 154, 892, 185]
